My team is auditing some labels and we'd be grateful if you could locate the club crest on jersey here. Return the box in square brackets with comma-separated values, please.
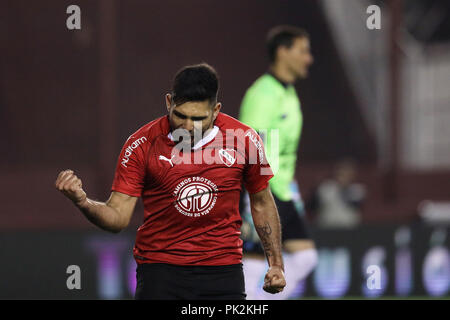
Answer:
[218, 149, 236, 167]
[173, 177, 219, 218]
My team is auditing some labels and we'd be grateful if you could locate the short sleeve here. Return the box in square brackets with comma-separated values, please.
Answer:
[111, 133, 149, 197]
[243, 129, 274, 194]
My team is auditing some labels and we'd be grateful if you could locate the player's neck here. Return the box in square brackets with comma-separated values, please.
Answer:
[269, 64, 296, 85]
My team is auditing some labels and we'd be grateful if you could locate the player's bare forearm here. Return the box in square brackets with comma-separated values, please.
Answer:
[75, 197, 127, 233]
[249, 187, 284, 270]
[55, 170, 137, 233]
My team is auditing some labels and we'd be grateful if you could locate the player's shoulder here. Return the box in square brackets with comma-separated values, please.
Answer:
[248, 74, 282, 94]
[243, 74, 283, 106]
[125, 115, 169, 143]
[216, 112, 255, 133]
[216, 113, 263, 147]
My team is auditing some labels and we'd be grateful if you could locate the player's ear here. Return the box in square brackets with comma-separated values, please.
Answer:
[213, 102, 221, 120]
[277, 45, 289, 62]
[165, 94, 172, 113]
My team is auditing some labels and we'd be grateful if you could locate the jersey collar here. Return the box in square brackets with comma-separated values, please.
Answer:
[167, 125, 220, 150]
[267, 71, 292, 89]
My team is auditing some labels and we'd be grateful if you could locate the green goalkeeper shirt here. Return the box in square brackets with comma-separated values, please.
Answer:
[239, 73, 303, 201]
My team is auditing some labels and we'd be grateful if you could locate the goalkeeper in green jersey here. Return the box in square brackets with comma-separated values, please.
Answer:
[239, 25, 317, 299]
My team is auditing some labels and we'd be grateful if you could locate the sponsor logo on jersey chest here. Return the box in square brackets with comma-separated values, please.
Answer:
[173, 177, 218, 217]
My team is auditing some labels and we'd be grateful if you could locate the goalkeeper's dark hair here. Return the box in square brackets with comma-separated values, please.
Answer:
[266, 25, 309, 63]
[171, 63, 219, 107]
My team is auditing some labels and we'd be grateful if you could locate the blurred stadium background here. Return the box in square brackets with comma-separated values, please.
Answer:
[0, 0, 449, 299]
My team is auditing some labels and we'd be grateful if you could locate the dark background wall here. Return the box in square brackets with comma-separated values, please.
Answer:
[0, 0, 447, 230]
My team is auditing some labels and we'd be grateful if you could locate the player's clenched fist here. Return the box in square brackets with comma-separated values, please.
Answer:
[55, 169, 87, 205]
[263, 266, 286, 294]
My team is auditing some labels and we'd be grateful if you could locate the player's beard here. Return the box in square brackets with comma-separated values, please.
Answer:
[190, 117, 215, 148]
[171, 116, 215, 150]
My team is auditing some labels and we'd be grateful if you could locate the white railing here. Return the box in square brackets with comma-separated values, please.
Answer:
[320, 0, 389, 166]
[401, 42, 450, 169]
[320, 0, 450, 170]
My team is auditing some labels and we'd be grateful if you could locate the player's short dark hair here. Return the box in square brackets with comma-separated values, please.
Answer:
[266, 25, 309, 63]
[171, 63, 219, 106]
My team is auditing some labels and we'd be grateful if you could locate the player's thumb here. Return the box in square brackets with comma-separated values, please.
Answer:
[71, 183, 86, 203]
[270, 274, 286, 287]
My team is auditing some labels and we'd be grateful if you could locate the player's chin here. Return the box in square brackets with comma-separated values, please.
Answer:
[174, 141, 192, 150]
[298, 69, 308, 79]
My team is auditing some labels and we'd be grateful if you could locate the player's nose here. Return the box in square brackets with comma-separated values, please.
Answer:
[182, 119, 194, 132]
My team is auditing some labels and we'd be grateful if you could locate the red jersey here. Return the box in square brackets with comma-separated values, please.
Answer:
[111, 112, 273, 266]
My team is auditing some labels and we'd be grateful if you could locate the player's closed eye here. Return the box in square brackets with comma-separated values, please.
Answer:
[173, 110, 207, 122]
[173, 110, 188, 119]
[191, 116, 207, 121]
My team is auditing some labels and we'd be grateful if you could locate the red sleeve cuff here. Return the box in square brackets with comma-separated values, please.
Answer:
[245, 175, 272, 194]
[111, 185, 141, 198]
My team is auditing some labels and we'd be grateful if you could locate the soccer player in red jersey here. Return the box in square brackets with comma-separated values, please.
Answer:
[55, 63, 286, 299]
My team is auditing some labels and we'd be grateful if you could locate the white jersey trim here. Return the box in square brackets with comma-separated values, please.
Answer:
[168, 125, 219, 150]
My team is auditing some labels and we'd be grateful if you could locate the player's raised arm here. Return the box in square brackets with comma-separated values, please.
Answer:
[55, 169, 138, 233]
[248, 186, 286, 294]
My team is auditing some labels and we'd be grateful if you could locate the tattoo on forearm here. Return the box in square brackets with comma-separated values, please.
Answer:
[255, 222, 274, 257]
